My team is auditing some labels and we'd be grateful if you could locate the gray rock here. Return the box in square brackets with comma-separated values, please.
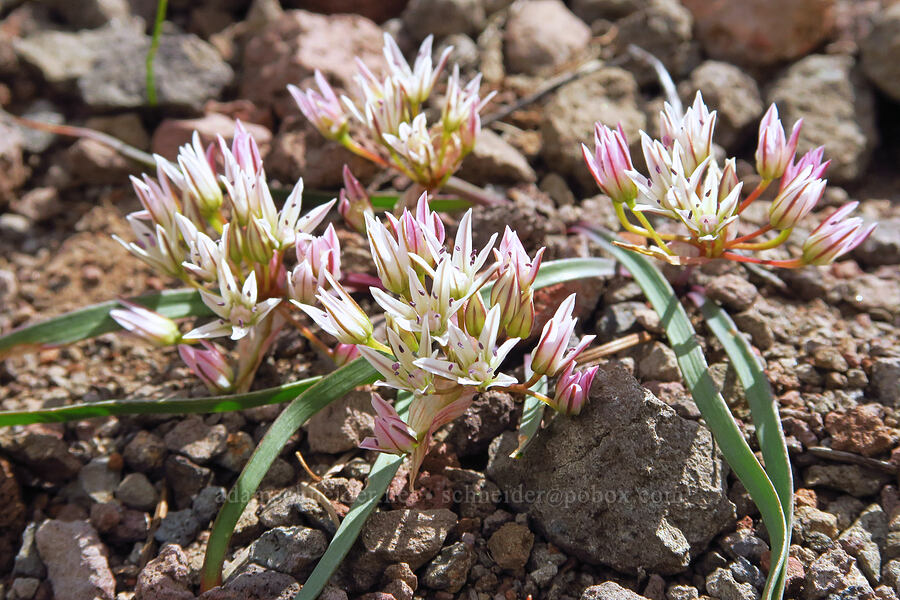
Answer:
[871, 358, 900, 408]
[860, 4, 900, 102]
[638, 342, 680, 382]
[729, 556, 766, 589]
[488, 522, 534, 571]
[855, 218, 900, 267]
[199, 563, 300, 600]
[436, 34, 481, 73]
[422, 541, 475, 592]
[401, 0, 486, 40]
[306, 390, 375, 454]
[458, 129, 536, 185]
[884, 559, 900, 593]
[193, 486, 227, 523]
[596, 301, 645, 340]
[666, 585, 699, 600]
[248, 526, 327, 579]
[444, 390, 517, 457]
[164, 416, 228, 464]
[767, 54, 876, 183]
[78, 31, 233, 110]
[504, 0, 591, 75]
[542, 67, 646, 191]
[720, 530, 769, 563]
[682, 61, 763, 149]
[804, 464, 891, 498]
[361, 509, 457, 569]
[115, 472, 158, 511]
[13, 523, 45, 579]
[135, 544, 194, 600]
[486, 365, 735, 574]
[124, 431, 167, 473]
[9, 578, 39, 600]
[706, 274, 759, 312]
[582, 582, 649, 600]
[839, 504, 888, 585]
[78, 457, 121, 503]
[41, 0, 131, 28]
[231, 497, 262, 546]
[570, 0, 647, 22]
[216, 431, 255, 472]
[258, 488, 335, 535]
[706, 567, 760, 600]
[0, 430, 81, 483]
[17, 101, 63, 154]
[35, 520, 115, 600]
[154, 509, 201, 547]
[165, 455, 213, 509]
[805, 548, 874, 600]
[444, 468, 500, 519]
[613, 0, 696, 84]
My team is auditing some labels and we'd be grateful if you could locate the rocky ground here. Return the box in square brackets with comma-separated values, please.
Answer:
[0, 0, 899, 599]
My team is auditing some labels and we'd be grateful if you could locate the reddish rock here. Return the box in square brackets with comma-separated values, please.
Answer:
[487, 523, 534, 571]
[680, 0, 835, 66]
[151, 114, 272, 160]
[240, 10, 385, 116]
[794, 488, 818, 508]
[825, 404, 899, 457]
[0, 122, 28, 206]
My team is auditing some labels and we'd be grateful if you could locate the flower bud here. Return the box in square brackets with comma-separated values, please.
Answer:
[583, 123, 638, 205]
[755, 104, 801, 180]
[110, 301, 182, 347]
[802, 202, 877, 266]
[359, 393, 418, 455]
[531, 294, 595, 377]
[178, 341, 234, 393]
[338, 166, 373, 235]
[550, 364, 598, 416]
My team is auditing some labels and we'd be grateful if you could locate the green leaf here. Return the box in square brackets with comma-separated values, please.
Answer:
[295, 391, 413, 600]
[697, 294, 792, 597]
[200, 357, 380, 591]
[0, 289, 210, 358]
[480, 257, 616, 300]
[0, 376, 321, 427]
[511, 376, 547, 459]
[370, 194, 471, 213]
[579, 228, 788, 600]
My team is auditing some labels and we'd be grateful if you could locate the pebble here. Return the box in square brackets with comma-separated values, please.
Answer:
[719, 530, 769, 563]
[838, 503, 887, 585]
[681, 61, 763, 149]
[860, 4, 900, 102]
[582, 582, 650, 600]
[9, 578, 39, 600]
[804, 464, 891, 498]
[457, 129, 536, 185]
[164, 416, 228, 465]
[134, 544, 194, 600]
[198, 563, 300, 600]
[78, 457, 121, 504]
[638, 342, 681, 382]
[165, 455, 213, 509]
[193, 486, 227, 523]
[154, 510, 201, 547]
[871, 358, 900, 408]
[35, 520, 115, 600]
[805, 548, 873, 599]
[422, 541, 476, 592]
[248, 526, 327, 579]
[665, 585, 698, 600]
[306, 391, 375, 454]
[487, 522, 534, 571]
[504, 0, 591, 75]
[825, 404, 898, 457]
[596, 302, 645, 340]
[361, 509, 457, 570]
[13, 523, 45, 579]
[705, 567, 760, 600]
[216, 431, 255, 472]
[401, 0, 485, 40]
[124, 431, 167, 473]
[705, 274, 759, 312]
[115, 472, 158, 512]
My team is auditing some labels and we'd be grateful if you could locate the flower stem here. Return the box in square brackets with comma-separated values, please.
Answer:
[443, 176, 508, 206]
[730, 223, 773, 244]
[727, 228, 792, 251]
[721, 252, 804, 268]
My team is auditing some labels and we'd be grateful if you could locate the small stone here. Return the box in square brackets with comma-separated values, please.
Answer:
[361, 509, 457, 570]
[248, 526, 327, 579]
[665, 585, 698, 600]
[164, 416, 228, 464]
[705, 567, 759, 600]
[165, 455, 214, 509]
[582, 582, 649, 600]
[638, 342, 681, 382]
[826, 404, 898, 457]
[794, 504, 840, 542]
[804, 464, 891, 498]
[838, 503, 888, 585]
[198, 564, 300, 600]
[422, 541, 475, 592]
[811, 345, 849, 372]
[115, 472, 158, 511]
[13, 523, 45, 579]
[805, 548, 874, 599]
[216, 431, 255, 472]
[0, 430, 81, 483]
[124, 431, 167, 473]
[861, 5, 900, 102]
[12, 188, 62, 223]
[458, 130, 536, 185]
[729, 556, 766, 589]
[231, 497, 262, 546]
[401, 0, 485, 40]
[596, 301, 645, 340]
[504, 0, 590, 75]
[154, 510, 201, 547]
[314, 478, 363, 506]
[89, 502, 122, 534]
[444, 468, 500, 519]
[613, 0, 696, 84]
[110, 509, 149, 545]
[871, 358, 900, 408]
[680, 0, 834, 66]
[706, 274, 758, 312]
[445, 390, 518, 457]
[79, 457, 121, 504]
[193, 486, 227, 523]
[135, 544, 194, 600]
[151, 114, 272, 160]
[720, 530, 769, 563]
[383, 579, 414, 600]
[487, 523, 534, 571]
[682, 61, 763, 149]
[35, 520, 115, 600]
[306, 390, 375, 454]
[854, 218, 900, 267]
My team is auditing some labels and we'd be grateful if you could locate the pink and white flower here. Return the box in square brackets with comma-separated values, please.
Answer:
[755, 104, 802, 180]
[802, 202, 876, 265]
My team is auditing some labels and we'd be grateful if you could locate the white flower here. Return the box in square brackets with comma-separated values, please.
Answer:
[295, 271, 373, 345]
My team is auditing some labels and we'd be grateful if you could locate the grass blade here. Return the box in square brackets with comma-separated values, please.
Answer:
[696, 294, 792, 597]
[0, 289, 209, 358]
[480, 257, 616, 300]
[201, 357, 380, 591]
[511, 375, 547, 458]
[577, 227, 787, 600]
[295, 391, 413, 600]
[0, 376, 321, 427]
